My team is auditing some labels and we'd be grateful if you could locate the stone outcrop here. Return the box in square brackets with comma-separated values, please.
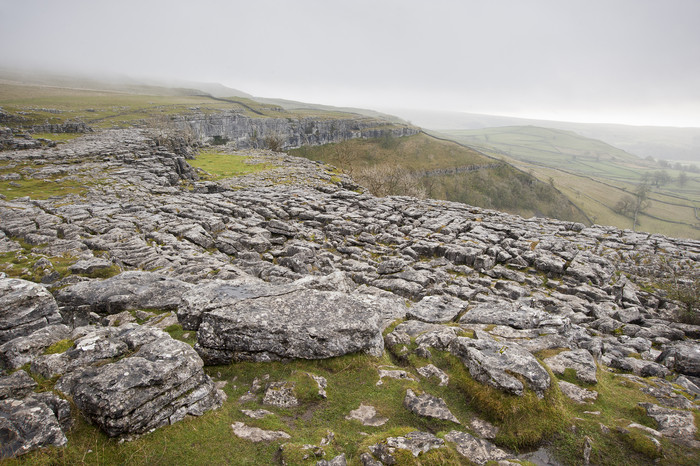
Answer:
[174, 111, 419, 150]
[0, 278, 63, 345]
[40, 325, 223, 437]
[449, 333, 551, 397]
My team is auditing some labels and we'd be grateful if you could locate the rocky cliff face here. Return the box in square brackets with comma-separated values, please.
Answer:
[173, 111, 419, 150]
[0, 129, 699, 462]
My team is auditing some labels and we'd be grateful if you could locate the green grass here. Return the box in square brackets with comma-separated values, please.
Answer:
[290, 133, 588, 223]
[0, 82, 377, 131]
[189, 150, 274, 180]
[11, 352, 462, 465]
[0, 176, 86, 200]
[31, 133, 84, 143]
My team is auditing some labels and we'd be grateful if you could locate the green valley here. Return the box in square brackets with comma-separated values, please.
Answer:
[436, 126, 700, 239]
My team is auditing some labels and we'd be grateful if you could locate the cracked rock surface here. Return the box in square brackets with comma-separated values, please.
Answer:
[1, 128, 699, 460]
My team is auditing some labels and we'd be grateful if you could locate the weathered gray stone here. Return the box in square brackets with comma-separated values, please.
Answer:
[640, 403, 697, 441]
[384, 431, 444, 457]
[406, 295, 465, 323]
[345, 404, 388, 426]
[444, 430, 511, 465]
[656, 342, 700, 377]
[0, 278, 63, 345]
[263, 382, 299, 408]
[177, 276, 290, 331]
[558, 380, 598, 403]
[449, 334, 551, 397]
[55, 271, 192, 318]
[469, 417, 499, 439]
[416, 364, 449, 386]
[68, 258, 114, 275]
[403, 389, 460, 423]
[0, 324, 71, 370]
[544, 349, 598, 384]
[0, 370, 37, 400]
[241, 409, 273, 419]
[231, 422, 290, 442]
[0, 393, 68, 459]
[52, 326, 223, 437]
[376, 368, 417, 386]
[195, 289, 384, 364]
[460, 300, 568, 330]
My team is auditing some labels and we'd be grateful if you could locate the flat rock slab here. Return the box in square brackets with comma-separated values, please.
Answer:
[376, 368, 417, 386]
[345, 403, 388, 426]
[178, 277, 294, 331]
[406, 295, 465, 323]
[0, 277, 63, 345]
[263, 382, 299, 408]
[241, 409, 273, 419]
[195, 289, 383, 364]
[0, 324, 71, 370]
[449, 334, 550, 397]
[55, 271, 192, 316]
[444, 430, 511, 465]
[385, 431, 445, 457]
[231, 422, 290, 442]
[459, 300, 567, 330]
[469, 417, 499, 440]
[544, 349, 598, 384]
[404, 389, 460, 423]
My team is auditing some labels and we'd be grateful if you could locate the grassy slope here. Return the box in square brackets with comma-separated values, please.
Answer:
[437, 126, 700, 239]
[290, 132, 589, 223]
[0, 82, 381, 132]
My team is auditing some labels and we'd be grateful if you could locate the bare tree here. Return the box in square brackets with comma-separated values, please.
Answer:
[355, 164, 426, 198]
[615, 182, 651, 231]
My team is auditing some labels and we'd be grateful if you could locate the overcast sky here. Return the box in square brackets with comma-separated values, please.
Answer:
[1, 0, 699, 127]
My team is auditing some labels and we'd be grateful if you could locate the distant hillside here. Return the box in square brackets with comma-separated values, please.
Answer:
[389, 109, 700, 163]
[437, 126, 700, 239]
[0, 68, 253, 99]
[290, 132, 589, 223]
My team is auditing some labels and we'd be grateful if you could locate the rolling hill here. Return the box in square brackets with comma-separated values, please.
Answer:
[435, 126, 700, 239]
[290, 132, 589, 224]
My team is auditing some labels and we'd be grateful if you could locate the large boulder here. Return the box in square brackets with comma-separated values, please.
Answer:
[194, 289, 384, 364]
[0, 278, 63, 345]
[449, 332, 551, 397]
[32, 325, 224, 437]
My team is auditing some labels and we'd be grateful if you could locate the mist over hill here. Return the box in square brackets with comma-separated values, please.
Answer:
[389, 109, 700, 163]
